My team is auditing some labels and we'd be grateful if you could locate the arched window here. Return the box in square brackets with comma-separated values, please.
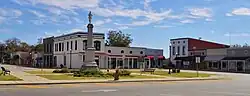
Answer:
[140, 51, 143, 54]
[121, 50, 124, 53]
[94, 41, 101, 51]
[130, 51, 132, 54]
[108, 50, 111, 53]
[83, 40, 87, 50]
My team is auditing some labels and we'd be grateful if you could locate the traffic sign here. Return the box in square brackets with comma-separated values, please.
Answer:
[195, 57, 200, 63]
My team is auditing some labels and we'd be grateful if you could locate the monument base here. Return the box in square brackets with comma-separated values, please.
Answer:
[81, 61, 98, 70]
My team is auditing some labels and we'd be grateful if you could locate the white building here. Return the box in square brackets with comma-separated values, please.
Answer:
[51, 32, 165, 69]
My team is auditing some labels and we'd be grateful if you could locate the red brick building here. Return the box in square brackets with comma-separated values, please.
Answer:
[169, 38, 229, 69]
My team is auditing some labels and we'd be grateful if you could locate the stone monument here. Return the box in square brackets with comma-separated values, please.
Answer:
[82, 11, 98, 69]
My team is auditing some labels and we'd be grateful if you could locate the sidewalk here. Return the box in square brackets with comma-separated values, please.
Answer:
[0, 76, 224, 85]
[2, 65, 49, 82]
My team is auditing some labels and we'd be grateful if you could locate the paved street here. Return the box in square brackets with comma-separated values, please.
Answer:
[0, 75, 249, 96]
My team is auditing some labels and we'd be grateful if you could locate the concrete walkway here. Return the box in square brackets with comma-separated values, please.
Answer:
[1, 64, 49, 82]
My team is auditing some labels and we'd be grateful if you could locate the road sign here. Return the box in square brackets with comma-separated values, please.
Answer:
[195, 57, 200, 63]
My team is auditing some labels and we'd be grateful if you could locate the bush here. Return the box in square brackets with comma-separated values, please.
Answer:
[53, 68, 70, 73]
[53, 69, 61, 73]
[73, 69, 109, 77]
[119, 70, 131, 76]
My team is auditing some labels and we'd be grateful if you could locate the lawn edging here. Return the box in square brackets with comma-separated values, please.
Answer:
[0, 76, 225, 86]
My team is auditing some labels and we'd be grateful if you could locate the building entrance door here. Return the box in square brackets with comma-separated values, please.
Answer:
[237, 61, 243, 71]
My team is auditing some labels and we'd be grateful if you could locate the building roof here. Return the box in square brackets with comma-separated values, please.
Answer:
[204, 55, 225, 61]
[171, 37, 230, 48]
[53, 31, 105, 39]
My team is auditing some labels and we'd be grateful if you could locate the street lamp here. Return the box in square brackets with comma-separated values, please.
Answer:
[69, 49, 72, 69]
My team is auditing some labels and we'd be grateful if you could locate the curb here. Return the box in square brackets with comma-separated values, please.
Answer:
[0, 78, 223, 86]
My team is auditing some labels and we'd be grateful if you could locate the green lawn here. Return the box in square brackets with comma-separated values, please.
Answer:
[0, 72, 22, 81]
[25, 70, 54, 74]
[37, 74, 162, 80]
[131, 70, 213, 78]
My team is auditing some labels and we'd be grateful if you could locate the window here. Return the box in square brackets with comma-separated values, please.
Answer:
[245, 50, 248, 55]
[130, 51, 132, 54]
[62, 43, 64, 51]
[222, 62, 227, 68]
[121, 50, 124, 53]
[178, 41, 180, 44]
[94, 41, 101, 51]
[172, 42, 175, 44]
[190, 52, 193, 55]
[172, 46, 175, 56]
[82, 55, 85, 62]
[140, 51, 143, 54]
[182, 46, 186, 55]
[108, 50, 111, 53]
[83, 40, 87, 50]
[183, 41, 185, 43]
[59, 43, 61, 51]
[70, 41, 73, 50]
[202, 52, 204, 55]
[75, 40, 77, 50]
[67, 42, 69, 51]
[55, 43, 58, 52]
[177, 46, 180, 55]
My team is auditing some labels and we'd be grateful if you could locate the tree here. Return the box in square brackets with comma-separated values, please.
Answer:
[106, 30, 133, 47]
[19, 42, 31, 52]
[5, 38, 21, 53]
[34, 44, 44, 52]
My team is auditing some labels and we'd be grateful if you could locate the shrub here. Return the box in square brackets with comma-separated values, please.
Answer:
[52, 69, 61, 73]
[73, 69, 109, 77]
[52, 68, 70, 73]
[119, 70, 131, 76]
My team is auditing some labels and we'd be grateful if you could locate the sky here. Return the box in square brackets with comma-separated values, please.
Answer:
[1, 0, 250, 57]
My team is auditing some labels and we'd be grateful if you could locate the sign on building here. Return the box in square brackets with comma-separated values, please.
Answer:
[195, 57, 200, 63]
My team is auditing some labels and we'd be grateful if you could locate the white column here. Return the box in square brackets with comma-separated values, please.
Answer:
[115, 58, 118, 68]
[235, 61, 237, 72]
[128, 58, 130, 69]
[220, 61, 223, 70]
[132, 58, 134, 69]
[244, 60, 246, 72]
[149, 59, 151, 68]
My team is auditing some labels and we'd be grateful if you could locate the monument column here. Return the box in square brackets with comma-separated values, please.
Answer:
[82, 11, 98, 69]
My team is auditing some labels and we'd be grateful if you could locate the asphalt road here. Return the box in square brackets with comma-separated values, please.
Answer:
[0, 74, 250, 96]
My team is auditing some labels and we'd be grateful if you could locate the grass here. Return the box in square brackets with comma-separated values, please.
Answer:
[25, 70, 54, 74]
[37, 74, 162, 80]
[0, 75, 22, 81]
[0, 71, 22, 81]
[131, 70, 213, 78]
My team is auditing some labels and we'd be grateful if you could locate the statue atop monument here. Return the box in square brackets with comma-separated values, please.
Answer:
[88, 11, 93, 24]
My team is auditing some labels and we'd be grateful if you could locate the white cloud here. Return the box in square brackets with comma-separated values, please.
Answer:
[230, 8, 250, 16]
[0, 8, 22, 18]
[16, 20, 23, 24]
[143, 0, 157, 10]
[94, 18, 112, 26]
[226, 13, 233, 16]
[224, 33, 250, 37]
[27, 0, 99, 10]
[47, 7, 78, 16]
[205, 18, 214, 21]
[188, 8, 212, 18]
[0, 16, 5, 24]
[154, 25, 173, 29]
[180, 19, 194, 24]
[29, 10, 46, 18]
[118, 26, 129, 30]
